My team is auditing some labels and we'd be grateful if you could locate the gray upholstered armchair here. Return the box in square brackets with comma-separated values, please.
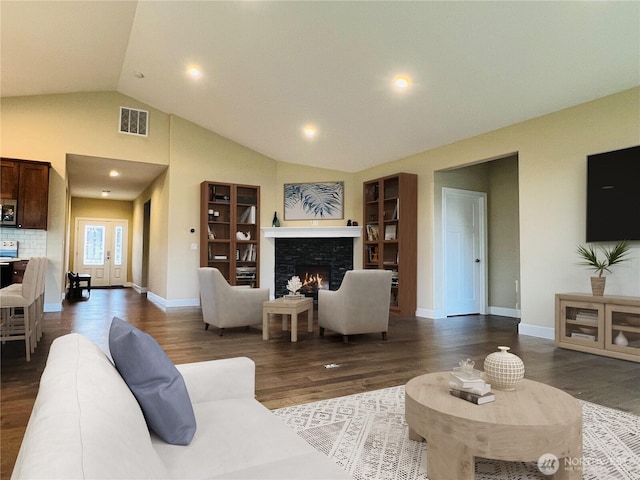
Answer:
[197, 267, 269, 335]
[318, 269, 393, 343]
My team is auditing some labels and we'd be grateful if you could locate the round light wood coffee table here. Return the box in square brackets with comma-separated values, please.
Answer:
[405, 372, 582, 479]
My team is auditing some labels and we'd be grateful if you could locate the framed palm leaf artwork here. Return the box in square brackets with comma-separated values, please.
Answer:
[284, 181, 344, 220]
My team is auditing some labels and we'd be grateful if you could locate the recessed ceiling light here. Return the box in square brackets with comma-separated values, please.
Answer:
[393, 75, 411, 90]
[302, 125, 317, 139]
[109, 170, 120, 177]
[187, 66, 202, 79]
[101, 190, 110, 197]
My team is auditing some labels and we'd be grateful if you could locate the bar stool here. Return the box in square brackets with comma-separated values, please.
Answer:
[34, 257, 47, 342]
[0, 257, 39, 361]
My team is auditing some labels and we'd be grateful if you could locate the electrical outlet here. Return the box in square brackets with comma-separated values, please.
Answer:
[191, 243, 198, 250]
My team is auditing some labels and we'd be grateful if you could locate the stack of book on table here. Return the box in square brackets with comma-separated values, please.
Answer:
[449, 370, 495, 405]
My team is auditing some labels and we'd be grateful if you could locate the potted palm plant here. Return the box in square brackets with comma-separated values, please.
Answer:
[576, 240, 631, 295]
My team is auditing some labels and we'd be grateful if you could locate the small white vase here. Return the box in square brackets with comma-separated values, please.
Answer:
[614, 331, 628, 346]
[483, 346, 525, 391]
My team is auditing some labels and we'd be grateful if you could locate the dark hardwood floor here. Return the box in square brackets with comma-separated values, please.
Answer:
[2, 288, 639, 478]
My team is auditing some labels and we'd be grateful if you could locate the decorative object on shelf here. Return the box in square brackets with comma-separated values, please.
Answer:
[614, 331, 629, 346]
[347, 219, 352, 226]
[272, 211, 280, 227]
[236, 231, 251, 241]
[483, 346, 525, 391]
[576, 240, 631, 296]
[284, 181, 344, 220]
[384, 224, 397, 240]
[366, 224, 379, 241]
[286, 276, 303, 296]
[625, 316, 640, 327]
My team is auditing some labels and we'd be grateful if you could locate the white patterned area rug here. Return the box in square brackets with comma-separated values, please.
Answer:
[273, 385, 640, 480]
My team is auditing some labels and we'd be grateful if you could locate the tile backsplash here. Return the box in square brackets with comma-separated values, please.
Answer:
[0, 228, 47, 258]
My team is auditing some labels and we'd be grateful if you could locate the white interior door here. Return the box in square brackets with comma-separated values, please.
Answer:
[76, 219, 128, 287]
[443, 188, 487, 316]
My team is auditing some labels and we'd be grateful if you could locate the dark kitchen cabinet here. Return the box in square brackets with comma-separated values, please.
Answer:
[0, 158, 50, 229]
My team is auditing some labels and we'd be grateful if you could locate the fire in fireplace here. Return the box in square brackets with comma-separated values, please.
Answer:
[295, 265, 330, 296]
[274, 237, 352, 301]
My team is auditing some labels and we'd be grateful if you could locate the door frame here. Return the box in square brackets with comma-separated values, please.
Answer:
[74, 217, 129, 287]
[441, 187, 488, 316]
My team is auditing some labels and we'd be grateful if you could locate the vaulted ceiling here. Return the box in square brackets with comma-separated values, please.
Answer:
[2, 1, 639, 181]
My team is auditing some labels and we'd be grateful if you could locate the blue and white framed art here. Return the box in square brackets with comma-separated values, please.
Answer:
[284, 181, 344, 220]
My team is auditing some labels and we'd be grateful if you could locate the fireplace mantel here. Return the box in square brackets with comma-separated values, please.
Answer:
[261, 226, 361, 239]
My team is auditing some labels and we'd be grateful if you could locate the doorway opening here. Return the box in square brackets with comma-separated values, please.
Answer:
[141, 199, 151, 294]
[74, 218, 129, 287]
[435, 154, 520, 319]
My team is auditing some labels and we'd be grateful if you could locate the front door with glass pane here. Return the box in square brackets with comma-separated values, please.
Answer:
[75, 219, 128, 287]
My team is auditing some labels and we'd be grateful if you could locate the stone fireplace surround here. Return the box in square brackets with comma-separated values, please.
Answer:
[262, 227, 361, 301]
[274, 237, 352, 300]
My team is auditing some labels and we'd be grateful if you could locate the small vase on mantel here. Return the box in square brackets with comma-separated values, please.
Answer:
[590, 276, 606, 296]
[272, 211, 280, 227]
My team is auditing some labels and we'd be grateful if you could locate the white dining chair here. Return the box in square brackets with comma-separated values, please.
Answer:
[0, 257, 40, 360]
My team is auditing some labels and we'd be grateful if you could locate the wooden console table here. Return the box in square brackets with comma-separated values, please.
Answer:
[556, 293, 640, 362]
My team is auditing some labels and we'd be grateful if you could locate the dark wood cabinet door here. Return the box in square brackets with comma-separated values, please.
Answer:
[17, 162, 50, 229]
[0, 159, 19, 200]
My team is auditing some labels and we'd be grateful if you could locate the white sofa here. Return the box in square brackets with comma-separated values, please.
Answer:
[12, 333, 351, 479]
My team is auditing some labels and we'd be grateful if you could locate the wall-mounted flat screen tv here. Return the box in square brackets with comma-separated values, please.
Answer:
[586, 145, 640, 242]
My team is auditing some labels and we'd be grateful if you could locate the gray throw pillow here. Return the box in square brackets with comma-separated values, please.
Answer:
[109, 317, 197, 445]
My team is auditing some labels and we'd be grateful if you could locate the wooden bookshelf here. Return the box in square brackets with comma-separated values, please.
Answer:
[200, 181, 260, 286]
[363, 173, 417, 316]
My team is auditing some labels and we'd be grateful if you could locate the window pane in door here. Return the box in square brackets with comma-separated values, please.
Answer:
[84, 226, 105, 265]
[114, 226, 123, 265]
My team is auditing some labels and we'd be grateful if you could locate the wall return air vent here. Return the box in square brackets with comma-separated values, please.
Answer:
[119, 107, 149, 137]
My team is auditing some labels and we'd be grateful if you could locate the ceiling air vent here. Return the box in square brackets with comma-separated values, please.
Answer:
[119, 107, 149, 137]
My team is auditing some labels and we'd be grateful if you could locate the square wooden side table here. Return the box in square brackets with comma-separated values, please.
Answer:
[262, 297, 313, 342]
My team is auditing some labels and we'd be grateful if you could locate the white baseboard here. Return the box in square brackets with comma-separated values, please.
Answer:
[415, 307, 444, 319]
[416, 306, 520, 320]
[146, 291, 167, 310]
[488, 306, 521, 318]
[518, 323, 555, 340]
[130, 283, 148, 295]
[146, 291, 200, 309]
[167, 298, 200, 308]
[44, 302, 62, 313]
